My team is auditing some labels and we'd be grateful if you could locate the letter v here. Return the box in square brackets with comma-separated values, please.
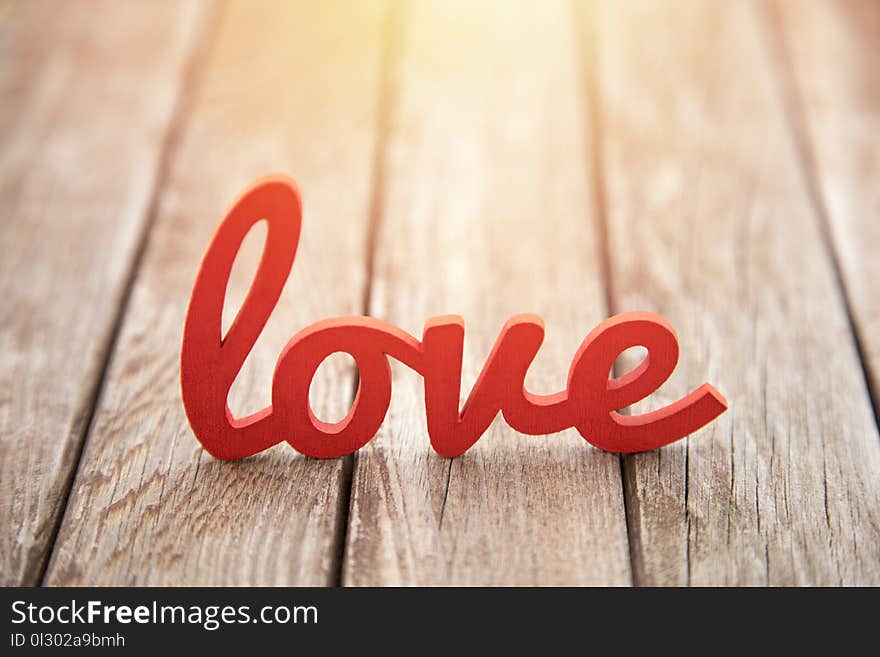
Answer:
[421, 314, 547, 457]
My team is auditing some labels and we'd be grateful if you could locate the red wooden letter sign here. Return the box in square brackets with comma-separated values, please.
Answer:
[181, 175, 727, 460]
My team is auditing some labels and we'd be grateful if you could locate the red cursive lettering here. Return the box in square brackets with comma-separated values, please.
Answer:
[180, 175, 727, 460]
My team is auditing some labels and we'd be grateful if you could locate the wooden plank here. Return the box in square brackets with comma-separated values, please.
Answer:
[0, 0, 205, 586]
[772, 0, 880, 419]
[595, 0, 880, 584]
[45, 0, 386, 585]
[343, 0, 632, 586]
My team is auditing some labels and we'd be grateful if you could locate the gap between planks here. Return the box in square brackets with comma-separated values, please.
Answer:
[570, 0, 642, 584]
[331, 0, 404, 588]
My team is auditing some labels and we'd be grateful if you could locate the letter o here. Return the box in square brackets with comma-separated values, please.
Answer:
[271, 320, 392, 458]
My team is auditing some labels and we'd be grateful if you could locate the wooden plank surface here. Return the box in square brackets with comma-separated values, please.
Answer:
[0, 0, 205, 585]
[342, 0, 632, 586]
[596, 0, 880, 584]
[45, 0, 386, 585]
[773, 0, 880, 418]
[4, 0, 877, 587]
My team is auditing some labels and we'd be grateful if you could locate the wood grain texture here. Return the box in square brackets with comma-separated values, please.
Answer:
[773, 0, 880, 418]
[342, 0, 632, 586]
[45, 0, 386, 585]
[595, 0, 880, 584]
[0, 0, 205, 585]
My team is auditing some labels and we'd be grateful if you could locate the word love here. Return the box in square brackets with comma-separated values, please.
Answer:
[181, 175, 727, 460]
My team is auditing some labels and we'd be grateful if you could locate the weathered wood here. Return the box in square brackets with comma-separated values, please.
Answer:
[772, 0, 880, 420]
[0, 0, 205, 586]
[343, 0, 632, 585]
[595, 0, 880, 584]
[45, 0, 386, 585]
